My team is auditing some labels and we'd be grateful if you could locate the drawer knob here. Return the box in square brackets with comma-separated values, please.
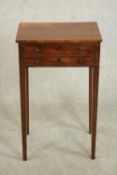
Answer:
[35, 48, 40, 52]
[57, 57, 61, 62]
[80, 47, 86, 51]
[35, 58, 40, 63]
[79, 59, 84, 64]
[57, 46, 62, 50]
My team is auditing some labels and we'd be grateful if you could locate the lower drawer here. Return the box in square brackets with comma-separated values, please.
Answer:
[23, 56, 98, 67]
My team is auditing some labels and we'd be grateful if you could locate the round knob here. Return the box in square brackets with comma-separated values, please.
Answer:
[79, 59, 84, 64]
[35, 58, 39, 63]
[57, 57, 61, 62]
[57, 46, 62, 50]
[80, 47, 86, 51]
[35, 48, 40, 52]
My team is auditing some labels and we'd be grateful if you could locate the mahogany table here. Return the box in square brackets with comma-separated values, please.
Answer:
[16, 22, 102, 160]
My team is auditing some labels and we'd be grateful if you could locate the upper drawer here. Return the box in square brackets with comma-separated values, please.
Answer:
[23, 45, 96, 57]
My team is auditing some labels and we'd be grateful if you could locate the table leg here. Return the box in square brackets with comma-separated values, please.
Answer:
[91, 67, 99, 159]
[25, 67, 29, 135]
[89, 67, 93, 134]
[20, 64, 27, 160]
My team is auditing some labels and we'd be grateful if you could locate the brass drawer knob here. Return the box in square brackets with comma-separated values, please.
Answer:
[35, 57, 40, 63]
[80, 47, 86, 51]
[57, 46, 62, 50]
[79, 59, 84, 64]
[57, 57, 61, 62]
[35, 60, 39, 63]
[35, 48, 40, 52]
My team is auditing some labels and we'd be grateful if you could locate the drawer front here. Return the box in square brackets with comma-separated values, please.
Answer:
[23, 56, 97, 67]
[24, 45, 96, 57]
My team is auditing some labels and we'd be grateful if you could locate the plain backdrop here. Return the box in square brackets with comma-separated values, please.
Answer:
[0, 0, 117, 175]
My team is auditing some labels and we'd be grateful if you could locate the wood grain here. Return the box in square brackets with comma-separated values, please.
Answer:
[16, 22, 102, 44]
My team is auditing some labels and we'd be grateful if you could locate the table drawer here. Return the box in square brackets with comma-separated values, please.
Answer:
[23, 56, 97, 67]
[24, 45, 96, 57]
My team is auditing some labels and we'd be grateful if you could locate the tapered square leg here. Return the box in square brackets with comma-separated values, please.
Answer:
[20, 64, 27, 161]
[91, 67, 99, 159]
[25, 67, 29, 135]
[89, 67, 94, 134]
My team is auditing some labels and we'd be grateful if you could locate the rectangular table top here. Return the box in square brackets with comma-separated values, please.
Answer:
[16, 22, 102, 44]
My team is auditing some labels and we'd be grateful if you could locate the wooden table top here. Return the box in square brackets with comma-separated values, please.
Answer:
[16, 22, 102, 44]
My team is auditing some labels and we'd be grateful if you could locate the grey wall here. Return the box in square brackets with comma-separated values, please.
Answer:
[0, 0, 117, 107]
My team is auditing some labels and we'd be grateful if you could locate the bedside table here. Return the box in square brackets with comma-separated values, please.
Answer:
[16, 22, 102, 160]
